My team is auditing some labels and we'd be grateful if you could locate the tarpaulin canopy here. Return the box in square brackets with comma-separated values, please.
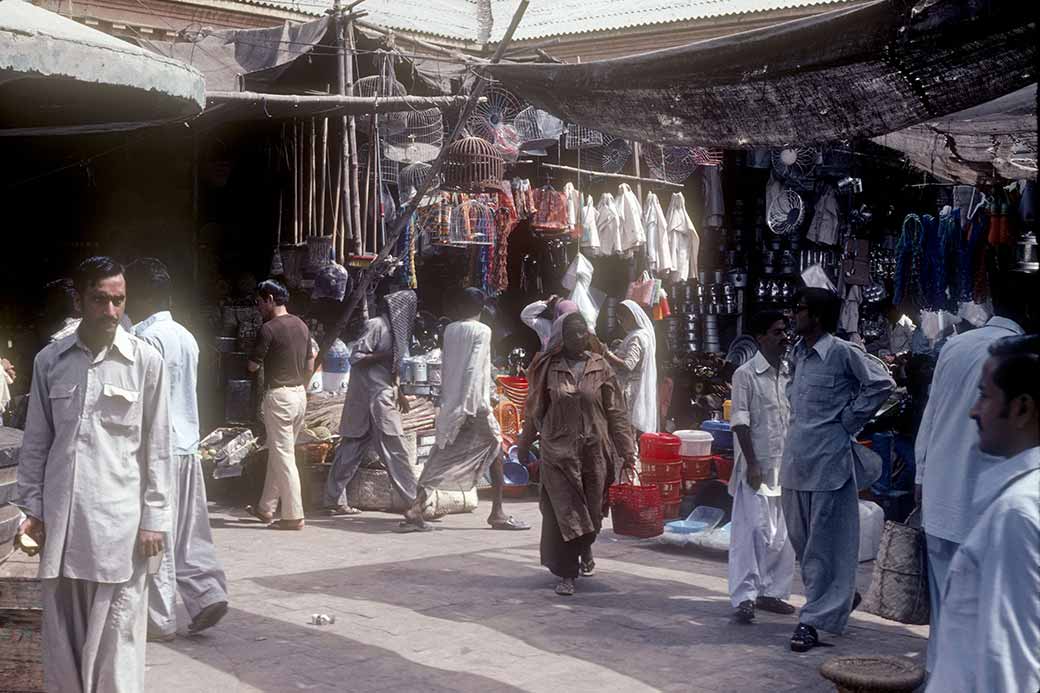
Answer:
[482, 0, 1036, 149]
[873, 84, 1037, 184]
[0, 0, 204, 134]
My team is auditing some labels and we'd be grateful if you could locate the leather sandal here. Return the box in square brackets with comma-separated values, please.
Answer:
[756, 596, 797, 615]
[734, 600, 755, 624]
[790, 623, 830, 652]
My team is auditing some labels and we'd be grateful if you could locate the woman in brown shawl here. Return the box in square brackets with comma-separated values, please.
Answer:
[519, 312, 637, 596]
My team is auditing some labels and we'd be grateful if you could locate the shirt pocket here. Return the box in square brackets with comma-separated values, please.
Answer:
[48, 383, 78, 424]
[98, 383, 141, 432]
[802, 373, 836, 405]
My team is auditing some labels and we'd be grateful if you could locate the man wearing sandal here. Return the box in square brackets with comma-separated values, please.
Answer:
[401, 288, 529, 533]
[246, 279, 313, 531]
[727, 310, 796, 625]
[782, 288, 894, 652]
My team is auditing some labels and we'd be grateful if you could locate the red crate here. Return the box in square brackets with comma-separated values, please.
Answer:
[713, 456, 734, 482]
[662, 500, 683, 520]
[640, 458, 683, 482]
[639, 432, 681, 461]
[681, 455, 714, 482]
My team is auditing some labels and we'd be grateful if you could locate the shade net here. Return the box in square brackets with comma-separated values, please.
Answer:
[482, 0, 1036, 148]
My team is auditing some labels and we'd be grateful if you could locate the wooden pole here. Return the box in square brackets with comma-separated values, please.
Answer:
[345, 15, 362, 256]
[540, 162, 684, 189]
[316, 0, 531, 365]
[631, 141, 643, 200]
[309, 118, 317, 238]
[319, 117, 328, 237]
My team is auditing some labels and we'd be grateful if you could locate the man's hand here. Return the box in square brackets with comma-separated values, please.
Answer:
[746, 461, 764, 489]
[17, 516, 45, 549]
[396, 390, 411, 414]
[137, 530, 164, 558]
[2, 358, 15, 382]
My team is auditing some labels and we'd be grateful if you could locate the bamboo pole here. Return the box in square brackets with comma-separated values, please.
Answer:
[344, 13, 362, 257]
[540, 162, 684, 189]
[319, 117, 328, 237]
[309, 118, 317, 238]
[316, 0, 531, 365]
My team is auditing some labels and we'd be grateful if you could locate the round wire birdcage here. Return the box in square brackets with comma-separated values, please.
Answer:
[442, 136, 504, 191]
[352, 75, 408, 136]
[514, 106, 564, 152]
[358, 141, 400, 188]
[413, 198, 452, 245]
[448, 198, 497, 246]
[383, 108, 444, 164]
[398, 162, 440, 200]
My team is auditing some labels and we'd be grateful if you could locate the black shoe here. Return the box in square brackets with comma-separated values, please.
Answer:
[790, 623, 820, 652]
[756, 596, 797, 615]
[734, 600, 755, 624]
[851, 591, 862, 612]
[189, 601, 228, 634]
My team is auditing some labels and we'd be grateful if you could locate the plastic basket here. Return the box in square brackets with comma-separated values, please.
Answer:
[662, 500, 683, 520]
[655, 479, 682, 501]
[639, 432, 681, 460]
[713, 456, 734, 482]
[608, 473, 663, 538]
[681, 455, 714, 482]
[640, 458, 683, 482]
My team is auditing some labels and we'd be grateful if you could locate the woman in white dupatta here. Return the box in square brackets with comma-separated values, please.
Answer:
[605, 300, 658, 436]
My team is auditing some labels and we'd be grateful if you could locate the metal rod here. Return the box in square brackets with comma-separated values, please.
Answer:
[316, 0, 530, 365]
[204, 92, 468, 113]
[541, 162, 683, 189]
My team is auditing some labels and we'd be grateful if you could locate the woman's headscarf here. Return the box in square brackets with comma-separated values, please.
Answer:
[619, 299, 658, 433]
[545, 300, 580, 350]
[525, 312, 604, 433]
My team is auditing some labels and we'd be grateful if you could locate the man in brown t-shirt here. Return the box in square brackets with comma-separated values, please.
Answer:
[246, 279, 313, 530]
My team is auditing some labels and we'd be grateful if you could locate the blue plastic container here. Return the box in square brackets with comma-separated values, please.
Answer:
[700, 419, 733, 451]
[502, 460, 530, 486]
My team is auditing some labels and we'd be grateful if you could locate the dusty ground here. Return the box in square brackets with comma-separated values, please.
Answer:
[144, 499, 926, 692]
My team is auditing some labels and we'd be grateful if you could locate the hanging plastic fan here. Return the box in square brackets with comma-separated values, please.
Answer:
[690, 147, 724, 166]
[771, 146, 818, 180]
[352, 76, 408, 136]
[382, 108, 444, 164]
[642, 144, 699, 183]
[766, 188, 805, 236]
[468, 85, 524, 159]
[592, 137, 632, 174]
[565, 123, 604, 150]
[725, 335, 760, 367]
[514, 106, 564, 155]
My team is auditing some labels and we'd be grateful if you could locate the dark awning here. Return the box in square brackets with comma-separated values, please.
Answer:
[481, 0, 1036, 148]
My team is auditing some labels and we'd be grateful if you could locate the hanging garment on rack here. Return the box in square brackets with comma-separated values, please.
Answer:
[581, 194, 601, 255]
[561, 253, 604, 334]
[489, 182, 520, 294]
[807, 185, 841, 246]
[666, 192, 699, 282]
[959, 209, 990, 303]
[894, 214, 925, 306]
[511, 178, 533, 219]
[937, 208, 962, 312]
[616, 183, 647, 253]
[596, 192, 623, 256]
[564, 182, 583, 239]
[702, 165, 725, 228]
[920, 214, 946, 311]
[643, 191, 672, 274]
[531, 185, 569, 234]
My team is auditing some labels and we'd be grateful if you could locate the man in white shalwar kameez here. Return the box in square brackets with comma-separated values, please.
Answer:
[402, 289, 529, 532]
[126, 259, 228, 641]
[15, 257, 170, 693]
[927, 335, 1040, 693]
[727, 311, 796, 624]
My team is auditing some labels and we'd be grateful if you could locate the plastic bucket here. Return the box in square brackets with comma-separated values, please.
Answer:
[674, 430, 713, 457]
[639, 432, 681, 460]
[681, 455, 714, 482]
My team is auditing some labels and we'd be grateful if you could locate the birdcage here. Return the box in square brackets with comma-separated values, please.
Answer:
[442, 137, 504, 191]
[358, 141, 400, 188]
[383, 108, 444, 164]
[414, 197, 452, 245]
[448, 198, 497, 246]
[565, 124, 605, 150]
[352, 75, 408, 136]
[398, 162, 440, 200]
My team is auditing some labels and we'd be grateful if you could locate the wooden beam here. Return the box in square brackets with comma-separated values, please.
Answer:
[541, 162, 684, 189]
[204, 92, 468, 114]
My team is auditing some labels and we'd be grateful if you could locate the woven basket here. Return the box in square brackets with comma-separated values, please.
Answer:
[819, 655, 924, 693]
[609, 474, 663, 538]
[861, 512, 930, 625]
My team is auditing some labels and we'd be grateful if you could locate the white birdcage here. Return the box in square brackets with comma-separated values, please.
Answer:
[448, 199, 496, 246]
[565, 124, 604, 150]
[352, 75, 408, 136]
[383, 108, 444, 164]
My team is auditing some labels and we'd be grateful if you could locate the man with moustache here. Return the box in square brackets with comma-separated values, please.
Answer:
[15, 256, 171, 692]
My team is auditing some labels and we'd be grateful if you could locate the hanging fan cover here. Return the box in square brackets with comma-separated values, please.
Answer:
[597, 137, 632, 174]
[642, 144, 699, 183]
[767, 189, 805, 236]
[565, 123, 604, 150]
[468, 85, 523, 142]
[771, 146, 818, 179]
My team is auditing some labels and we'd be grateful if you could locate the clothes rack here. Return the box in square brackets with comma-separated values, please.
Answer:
[540, 162, 684, 189]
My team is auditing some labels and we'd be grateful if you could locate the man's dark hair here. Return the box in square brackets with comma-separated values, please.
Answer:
[458, 287, 485, 319]
[73, 256, 124, 296]
[43, 278, 78, 321]
[749, 310, 787, 338]
[988, 334, 1040, 414]
[796, 287, 841, 334]
[257, 279, 290, 306]
[124, 258, 172, 309]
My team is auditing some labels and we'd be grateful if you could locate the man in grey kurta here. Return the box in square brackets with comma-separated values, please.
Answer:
[126, 258, 228, 641]
[15, 256, 170, 693]
[782, 288, 894, 652]
[323, 294, 417, 514]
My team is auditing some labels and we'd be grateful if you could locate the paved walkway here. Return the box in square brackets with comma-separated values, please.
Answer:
[147, 499, 926, 692]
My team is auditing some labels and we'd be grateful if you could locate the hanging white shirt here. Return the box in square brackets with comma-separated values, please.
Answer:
[926, 446, 1040, 693]
[915, 317, 1025, 543]
[563, 182, 582, 236]
[615, 183, 646, 253]
[562, 254, 602, 334]
[666, 192, 699, 281]
[596, 192, 622, 256]
[643, 191, 673, 274]
[581, 194, 600, 254]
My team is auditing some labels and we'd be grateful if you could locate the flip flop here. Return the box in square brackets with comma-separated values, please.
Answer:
[395, 522, 435, 533]
[488, 516, 531, 531]
[244, 505, 273, 524]
[324, 505, 361, 517]
[268, 520, 305, 531]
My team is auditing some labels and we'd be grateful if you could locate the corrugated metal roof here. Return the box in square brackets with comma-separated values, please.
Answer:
[224, 0, 856, 42]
